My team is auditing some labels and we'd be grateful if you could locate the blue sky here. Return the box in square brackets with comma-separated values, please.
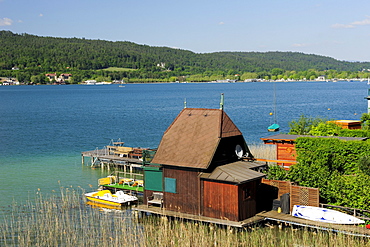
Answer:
[1, 0, 370, 62]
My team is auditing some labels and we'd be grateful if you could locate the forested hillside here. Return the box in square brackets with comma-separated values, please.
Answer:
[1, 31, 370, 83]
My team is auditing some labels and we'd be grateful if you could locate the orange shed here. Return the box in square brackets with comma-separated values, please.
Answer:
[260, 134, 368, 170]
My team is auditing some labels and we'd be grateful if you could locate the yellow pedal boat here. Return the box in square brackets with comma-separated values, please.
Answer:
[85, 190, 138, 207]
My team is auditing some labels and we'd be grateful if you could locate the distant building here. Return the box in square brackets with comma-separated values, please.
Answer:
[58, 73, 72, 81]
[316, 75, 326, 81]
[0, 77, 19, 85]
[45, 73, 57, 81]
[45, 73, 72, 83]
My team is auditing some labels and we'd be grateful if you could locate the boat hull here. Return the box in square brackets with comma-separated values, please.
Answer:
[85, 195, 123, 207]
[85, 190, 138, 207]
[292, 205, 365, 224]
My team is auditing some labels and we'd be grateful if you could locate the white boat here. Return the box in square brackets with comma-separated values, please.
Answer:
[291, 205, 365, 224]
[85, 190, 138, 207]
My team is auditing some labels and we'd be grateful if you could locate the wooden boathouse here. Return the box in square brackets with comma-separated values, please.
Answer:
[260, 134, 368, 169]
[138, 107, 268, 223]
[132, 107, 370, 236]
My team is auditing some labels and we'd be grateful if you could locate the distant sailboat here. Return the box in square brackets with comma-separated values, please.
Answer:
[268, 82, 280, 132]
[367, 78, 370, 85]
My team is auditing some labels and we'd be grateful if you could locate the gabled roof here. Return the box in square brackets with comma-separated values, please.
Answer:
[151, 108, 242, 169]
[199, 161, 266, 184]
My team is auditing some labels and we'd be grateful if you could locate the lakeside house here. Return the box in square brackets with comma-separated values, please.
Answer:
[45, 73, 57, 81]
[0, 77, 19, 85]
[144, 107, 267, 222]
[45, 73, 72, 83]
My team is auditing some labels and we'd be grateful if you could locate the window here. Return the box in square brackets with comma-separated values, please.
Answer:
[164, 177, 177, 193]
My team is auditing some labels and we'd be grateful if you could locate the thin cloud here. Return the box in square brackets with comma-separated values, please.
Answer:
[292, 43, 310, 47]
[39, 13, 43, 17]
[352, 17, 370, 26]
[332, 16, 370, 29]
[331, 23, 354, 29]
[219, 22, 224, 25]
[0, 17, 13, 26]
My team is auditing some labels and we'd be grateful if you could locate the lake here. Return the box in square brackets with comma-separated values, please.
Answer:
[0, 81, 368, 210]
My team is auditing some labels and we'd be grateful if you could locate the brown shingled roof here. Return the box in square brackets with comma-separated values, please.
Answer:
[151, 108, 242, 169]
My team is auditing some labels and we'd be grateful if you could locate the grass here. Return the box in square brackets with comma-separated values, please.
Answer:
[1, 186, 369, 246]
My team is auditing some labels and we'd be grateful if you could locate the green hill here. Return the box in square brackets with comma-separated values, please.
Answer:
[1, 31, 370, 83]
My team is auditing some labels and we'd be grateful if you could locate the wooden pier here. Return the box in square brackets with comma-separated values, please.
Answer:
[133, 206, 370, 237]
[257, 210, 370, 237]
[134, 205, 265, 228]
[81, 148, 142, 169]
[81, 142, 156, 171]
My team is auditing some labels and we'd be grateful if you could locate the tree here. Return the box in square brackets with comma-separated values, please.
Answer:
[309, 122, 342, 136]
[288, 115, 326, 135]
[361, 113, 370, 130]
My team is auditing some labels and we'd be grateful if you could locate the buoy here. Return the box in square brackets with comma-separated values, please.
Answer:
[277, 207, 282, 213]
[269, 112, 273, 115]
[328, 108, 331, 110]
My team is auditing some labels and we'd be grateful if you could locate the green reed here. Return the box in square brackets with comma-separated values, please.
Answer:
[1, 188, 369, 246]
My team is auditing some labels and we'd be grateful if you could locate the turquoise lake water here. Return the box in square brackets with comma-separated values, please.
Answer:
[0, 81, 368, 211]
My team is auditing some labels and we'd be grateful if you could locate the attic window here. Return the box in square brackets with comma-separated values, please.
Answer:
[204, 114, 208, 117]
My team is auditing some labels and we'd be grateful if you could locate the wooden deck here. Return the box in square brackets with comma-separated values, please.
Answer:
[133, 206, 370, 236]
[81, 148, 143, 167]
[257, 210, 370, 237]
[134, 205, 265, 228]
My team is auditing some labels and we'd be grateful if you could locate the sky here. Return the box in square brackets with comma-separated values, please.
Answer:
[1, 0, 370, 62]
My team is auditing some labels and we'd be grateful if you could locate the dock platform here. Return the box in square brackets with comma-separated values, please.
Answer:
[257, 210, 370, 237]
[133, 206, 370, 236]
[81, 148, 143, 169]
[134, 205, 265, 228]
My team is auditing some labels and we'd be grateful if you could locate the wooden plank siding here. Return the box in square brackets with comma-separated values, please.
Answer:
[238, 180, 260, 220]
[202, 181, 239, 221]
[277, 143, 296, 169]
[261, 179, 320, 213]
[202, 180, 260, 221]
[163, 167, 200, 215]
[261, 178, 291, 199]
[290, 185, 319, 212]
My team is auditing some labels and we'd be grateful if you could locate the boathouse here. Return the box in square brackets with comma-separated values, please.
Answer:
[260, 134, 368, 169]
[144, 108, 267, 222]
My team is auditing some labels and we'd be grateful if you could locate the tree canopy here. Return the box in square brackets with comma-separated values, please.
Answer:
[1, 31, 370, 83]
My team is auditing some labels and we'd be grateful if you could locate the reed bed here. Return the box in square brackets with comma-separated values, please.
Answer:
[1, 187, 369, 246]
[249, 144, 276, 160]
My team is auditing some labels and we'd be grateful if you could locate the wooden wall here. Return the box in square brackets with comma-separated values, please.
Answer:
[237, 180, 259, 220]
[277, 143, 296, 169]
[261, 178, 291, 198]
[261, 179, 320, 213]
[277, 143, 296, 161]
[163, 166, 200, 215]
[290, 185, 319, 211]
[202, 180, 260, 221]
[202, 181, 239, 221]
